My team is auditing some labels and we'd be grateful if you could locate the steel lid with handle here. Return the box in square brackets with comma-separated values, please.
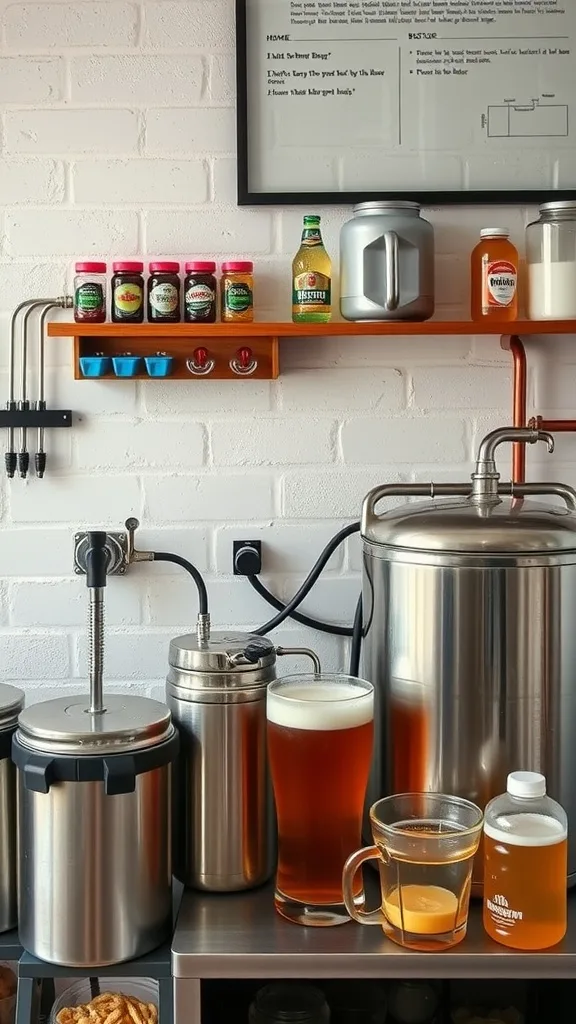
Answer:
[0, 682, 25, 760]
[362, 427, 576, 557]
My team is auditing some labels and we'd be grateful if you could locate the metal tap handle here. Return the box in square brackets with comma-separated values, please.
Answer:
[86, 531, 109, 589]
[276, 646, 321, 675]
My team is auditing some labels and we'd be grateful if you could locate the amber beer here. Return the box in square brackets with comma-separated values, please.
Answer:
[267, 674, 374, 926]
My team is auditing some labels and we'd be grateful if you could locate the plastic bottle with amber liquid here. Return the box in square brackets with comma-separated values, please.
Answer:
[471, 228, 518, 321]
[483, 771, 567, 951]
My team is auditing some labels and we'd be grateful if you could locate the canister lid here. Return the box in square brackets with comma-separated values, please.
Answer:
[168, 631, 276, 675]
[0, 683, 25, 732]
[16, 694, 174, 756]
[539, 200, 576, 215]
[362, 496, 576, 554]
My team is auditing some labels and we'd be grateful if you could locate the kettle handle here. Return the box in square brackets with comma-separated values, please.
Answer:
[511, 481, 576, 512]
[384, 231, 399, 311]
[361, 482, 472, 538]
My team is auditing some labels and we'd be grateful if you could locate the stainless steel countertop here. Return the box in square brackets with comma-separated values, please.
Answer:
[172, 884, 576, 980]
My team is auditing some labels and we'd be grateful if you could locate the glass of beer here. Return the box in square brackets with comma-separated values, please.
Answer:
[342, 793, 483, 950]
[267, 673, 374, 927]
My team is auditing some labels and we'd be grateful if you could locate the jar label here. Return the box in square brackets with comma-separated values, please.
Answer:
[150, 282, 179, 314]
[482, 258, 517, 308]
[76, 282, 105, 313]
[186, 284, 215, 314]
[293, 272, 331, 307]
[225, 282, 253, 313]
[114, 283, 143, 315]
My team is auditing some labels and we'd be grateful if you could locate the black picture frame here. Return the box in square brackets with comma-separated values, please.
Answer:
[236, 0, 576, 207]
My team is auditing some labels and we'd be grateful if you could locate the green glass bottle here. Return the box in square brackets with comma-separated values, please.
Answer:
[292, 215, 332, 323]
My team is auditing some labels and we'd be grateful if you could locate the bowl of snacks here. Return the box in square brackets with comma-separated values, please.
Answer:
[51, 980, 158, 1024]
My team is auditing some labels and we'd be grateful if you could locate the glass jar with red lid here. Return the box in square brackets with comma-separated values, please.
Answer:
[111, 262, 145, 323]
[74, 262, 107, 323]
[147, 262, 181, 323]
[184, 261, 217, 323]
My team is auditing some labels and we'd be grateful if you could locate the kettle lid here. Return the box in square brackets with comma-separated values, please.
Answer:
[16, 694, 174, 755]
[0, 683, 25, 733]
[168, 631, 276, 674]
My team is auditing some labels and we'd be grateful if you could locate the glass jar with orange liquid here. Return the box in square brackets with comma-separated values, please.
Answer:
[483, 771, 567, 950]
[471, 228, 518, 320]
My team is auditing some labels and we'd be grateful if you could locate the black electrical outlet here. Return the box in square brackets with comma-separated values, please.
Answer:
[233, 540, 262, 576]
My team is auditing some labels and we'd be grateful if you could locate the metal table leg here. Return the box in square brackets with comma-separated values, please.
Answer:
[16, 977, 39, 1024]
[173, 979, 201, 1024]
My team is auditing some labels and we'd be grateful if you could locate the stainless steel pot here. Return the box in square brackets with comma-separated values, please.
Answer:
[361, 427, 576, 887]
[167, 632, 320, 892]
[0, 684, 24, 933]
[13, 694, 179, 966]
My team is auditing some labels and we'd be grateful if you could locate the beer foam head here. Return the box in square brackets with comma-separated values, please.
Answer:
[485, 812, 567, 847]
[267, 674, 373, 731]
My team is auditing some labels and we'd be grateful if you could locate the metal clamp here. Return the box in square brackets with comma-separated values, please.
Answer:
[230, 347, 258, 376]
[187, 348, 215, 376]
[74, 531, 128, 576]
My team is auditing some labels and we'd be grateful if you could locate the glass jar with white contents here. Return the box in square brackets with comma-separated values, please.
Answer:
[526, 201, 576, 320]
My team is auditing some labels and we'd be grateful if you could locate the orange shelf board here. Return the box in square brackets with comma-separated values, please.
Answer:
[48, 319, 576, 339]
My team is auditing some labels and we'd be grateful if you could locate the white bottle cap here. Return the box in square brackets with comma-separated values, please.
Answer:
[507, 771, 546, 798]
[480, 228, 510, 238]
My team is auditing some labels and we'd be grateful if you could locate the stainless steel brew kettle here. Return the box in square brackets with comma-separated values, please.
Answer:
[167, 630, 320, 892]
[361, 427, 576, 886]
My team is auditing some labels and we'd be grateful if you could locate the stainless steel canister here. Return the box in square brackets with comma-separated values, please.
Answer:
[167, 632, 319, 892]
[0, 684, 24, 933]
[13, 694, 179, 967]
[361, 427, 576, 889]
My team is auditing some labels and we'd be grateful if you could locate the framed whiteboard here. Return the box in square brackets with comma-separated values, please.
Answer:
[236, 0, 576, 205]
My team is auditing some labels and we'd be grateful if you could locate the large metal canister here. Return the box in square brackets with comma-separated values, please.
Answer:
[13, 694, 179, 966]
[0, 684, 24, 933]
[167, 632, 320, 892]
[361, 427, 576, 885]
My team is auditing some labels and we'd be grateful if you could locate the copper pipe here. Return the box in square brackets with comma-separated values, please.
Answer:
[501, 335, 527, 483]
[529, 417, 576, 432]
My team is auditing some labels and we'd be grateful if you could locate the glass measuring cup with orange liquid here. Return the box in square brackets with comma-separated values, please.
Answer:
[483, 771, 567, 950]
[342, 793, 483, 951]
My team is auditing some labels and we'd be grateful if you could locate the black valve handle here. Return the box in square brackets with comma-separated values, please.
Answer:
[86, 531, 109, 589]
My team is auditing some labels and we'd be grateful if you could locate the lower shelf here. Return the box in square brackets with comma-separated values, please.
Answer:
[73, 336, 279, 381]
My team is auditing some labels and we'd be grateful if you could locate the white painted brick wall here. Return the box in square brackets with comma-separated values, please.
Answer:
[0, 0, 575, 703]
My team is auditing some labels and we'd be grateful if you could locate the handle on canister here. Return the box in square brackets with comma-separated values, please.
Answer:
[342, 845, 386, 925]
[384, 231, 399, 311]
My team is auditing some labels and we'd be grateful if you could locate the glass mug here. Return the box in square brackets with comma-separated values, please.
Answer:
[342, 793, 483, 950]
[267, 673, 374, 926]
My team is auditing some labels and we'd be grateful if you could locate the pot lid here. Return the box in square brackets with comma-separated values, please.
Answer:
[16, 694, 174, 756]
[363, 496, 576, 554]
[169, 631, 276, 674]
[0, 683, 25, 732]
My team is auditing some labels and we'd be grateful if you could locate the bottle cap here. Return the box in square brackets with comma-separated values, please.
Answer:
[185, 261, 216, 273]
[507, 771, 546, 798]
[149, 262, 180, 273]
[480, 228, 509, 238]
[304, 215, 321, 222]
[222, 261, 253, 273]
[75, 262, 106, 273]
[113, 262, 144, 273]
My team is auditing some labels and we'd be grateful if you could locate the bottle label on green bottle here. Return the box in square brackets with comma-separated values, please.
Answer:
[301, 228, 323, 247]
[293, 272, 331, 308]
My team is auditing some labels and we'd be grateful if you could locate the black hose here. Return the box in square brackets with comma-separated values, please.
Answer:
[349, 593, 363, 677]
[248, 574, 354, 637]
[255, 522, 360, 635]
[152, 552, 209, 616]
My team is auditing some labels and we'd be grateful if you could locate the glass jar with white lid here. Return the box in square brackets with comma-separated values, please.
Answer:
[526, 200, 576, 320]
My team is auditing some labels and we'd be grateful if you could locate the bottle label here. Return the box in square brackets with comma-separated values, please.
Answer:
[293, 271, 331, 308]
[485, 893, 524, 927]
[75, 282, 104, 314]
[224, 282, 253, 313]
[301, 227, 323, 247]
[186, 283, 215, 316]
[114, 283, 143, 315]
[150, 282, 178, 314]
[482, 258, 517, 309]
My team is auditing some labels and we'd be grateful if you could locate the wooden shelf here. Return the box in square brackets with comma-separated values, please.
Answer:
[48, 319, 576, 339]
[47, 319, 576, 381]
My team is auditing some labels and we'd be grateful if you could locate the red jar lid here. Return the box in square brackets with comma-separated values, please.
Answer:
[185, 261, 216, 273]
[222, 261, 253, 273]
[149, 262, 180, 273]
[113, 261, 144, 273]
[75, 262, 106, 273]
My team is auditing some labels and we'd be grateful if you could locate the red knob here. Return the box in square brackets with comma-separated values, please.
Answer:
[194, 347, 208, 368]
[238, 347, 252, 369]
